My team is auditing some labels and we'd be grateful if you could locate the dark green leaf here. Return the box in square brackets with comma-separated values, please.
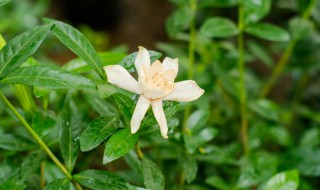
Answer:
[243, 0, 271, 24]
[119, 51, 162, 71]
[142, 157, 165, 190]
[245, 23, 290, 42]
[0, 65, 96, 90]
[206, 176, 230, 190]
[96, 81, 117, 99]
[0, 178, 26, 190]
[262, 170, 299, 190]
[80, 116, 122, 152]
[32, 111, 55, 138]
[0, 133, 35, 151]
[289, 17, 314, 40]
[113, 93, 135, 121]
[0, 24, 52, 79]
[187, 109, 209, 133]
[184, 128, 218, 153]
[200, 17, 238, 38]
[44, 178, 70, 190]
[74, 170, 131, 190]
[60, 95, 79, 173]
[198, 0, 238, 8]
[183, 156, 198, 183]
[21, 151, 45, 180]
[103, 128, 139, 164]
[43, 18, 105, 79]
[84, 93, 117, 117]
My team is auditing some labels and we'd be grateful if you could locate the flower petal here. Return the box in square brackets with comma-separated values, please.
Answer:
[148, 60, 163, 77]
[163, 80, 204, 102]
[131, 96, 151, 134]
[104, 65, 140, 94]
[162, 57, 178, 79]
[135, 46, 151, 77]
[151, 100, 168, 138]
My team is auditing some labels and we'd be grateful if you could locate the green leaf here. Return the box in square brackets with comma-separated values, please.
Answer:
[60, 95, 79, 173]
[32, 111, 55, 138]
[206, 176, 230, 190]
[80, 116, 122, 152]
[113, 93, 135, 121]
[21, 151, 46, 180]
[62, 52, 126, 73]
[142, 157, 165, 190]
[43, 18, 105, 79]
[245, 23, 290, 42]
[184, 128, 218, 154]
[103, 128, 139, 164]
[119, 51, 162, 71]
[44, 178, 70, 190]
[243, 0, 272, 24]
[84, 93, 117, 117]
[74, 170, 132, 190]
[0, 133, 35, 151]
[0, 178, 26, 190]
[0, 65, 96, 90]
[200, 17, 238, 38]
[183, 156, 198, 183]
[262, 170, 299, 190]
[198, 0, 238, 8]
[289, 17, 314, 40]
[0, 0, 10, 6]
[187, 109, 209, 133]
[96, 82, 117, 99]
[0, 24, 52, 79]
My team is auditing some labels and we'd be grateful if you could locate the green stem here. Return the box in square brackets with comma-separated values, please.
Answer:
[182, 0, 197, 133]
[238, 4, 249, 156]
[259, 0, 317, 98]
[0, 91, 72, 180]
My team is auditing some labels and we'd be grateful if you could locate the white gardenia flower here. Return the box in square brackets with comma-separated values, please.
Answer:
[104, 46, 204, 138]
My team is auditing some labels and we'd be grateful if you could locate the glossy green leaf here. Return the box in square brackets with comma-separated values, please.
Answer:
[62, 52, 126, 73]
[198, 0, 238, 8]
[184, 128, 218, 154]
[200, 17, 238, 38]
[84, 93, 117, 117]
[80, 116, 122, 152]
[112, 93, 135, 121]
[0, 133, 35, 151]
[32, 111, 55, 138]
[43, 18, 105, 79]
[0, 65, 96, 90]
[33, 86, 50, 98]
[21, 151, 45, 180]
[103, 128, 139, 164]
[0, 0, 10, 6]
[243, 0, 271, 24]
[142, 157, 165, 190]
[96, 82, 117, 99]
[262, 170, 299, 190]
[245, 23, 290, 42]
[74, 170, 131, 190]
[119, 50, 162, 71]
[187, 109, 209, 133]
[0, 24, 52, 79]
[44, 178, 70, 190]
[60, 95, 79, 173]
[183, 156, 198, 183]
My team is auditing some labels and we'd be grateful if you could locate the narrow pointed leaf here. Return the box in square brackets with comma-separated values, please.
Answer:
[245, 23, 290, 42]
[103, 128, 139, 164]
[142, 157, 165, 190]
[0, 0, 10, 6]
[119, 51, 162, 71]
[60, 95, 79, 173]
[44, 179, 70, 190]
[0, 65, 96, 90]
[0, 24, 52, 79]
[80, 116, 122, 152]
[43, 18, 105, 79]
[74, 170, 132, 190]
